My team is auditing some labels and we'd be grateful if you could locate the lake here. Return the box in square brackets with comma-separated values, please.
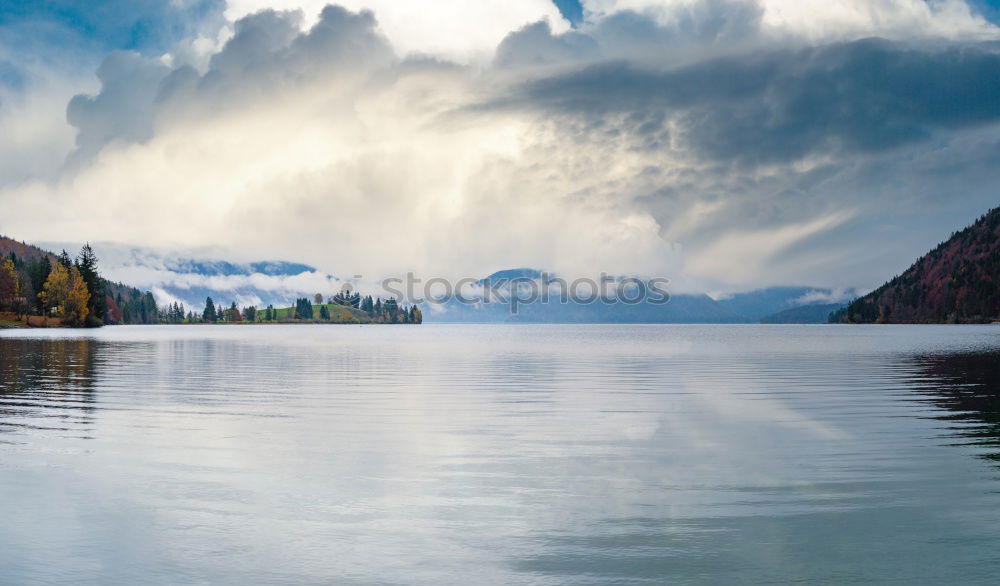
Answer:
[1, 324, 1000, 584]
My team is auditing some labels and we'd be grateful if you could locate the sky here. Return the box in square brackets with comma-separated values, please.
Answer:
[2, 0, 1000, 294]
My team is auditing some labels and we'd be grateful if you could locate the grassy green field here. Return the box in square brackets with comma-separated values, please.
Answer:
[261, 303, 372, 323]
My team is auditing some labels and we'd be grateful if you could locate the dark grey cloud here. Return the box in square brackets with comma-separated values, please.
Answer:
[495, 1, 761, 68]
[507, 38, 1000, 166]
[494, 21, 598, 68]
[204, 4, 392, 84]
[65, 51, 170, 166]
[590, 0, 762, 54]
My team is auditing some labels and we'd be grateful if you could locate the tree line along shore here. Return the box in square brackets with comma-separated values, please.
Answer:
[0, 239, 420, 328]
[172, 293, 422, 325]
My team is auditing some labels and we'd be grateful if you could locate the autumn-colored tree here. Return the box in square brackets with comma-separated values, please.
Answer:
[39, 263, 90, 326]
[106, 295, 123, 324]
[314, 293, 323, 304]
[0, 257, 19, 310]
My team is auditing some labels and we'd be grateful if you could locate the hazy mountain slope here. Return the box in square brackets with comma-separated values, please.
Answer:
[0, 237, 57, 264]
[42, 243, 344, 312]
[715, 286, 855, 321]
[761, 303, 846, 324]
[430, 292, 745, 323]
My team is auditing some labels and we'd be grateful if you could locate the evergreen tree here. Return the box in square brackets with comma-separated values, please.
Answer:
[385, 298, 399, 323]
[295, 297, 313, 319]
[27, 257, 51, 314]
[57, 249, 73, 270]
[203, 297, 217, 322]
[76, 243, 107, 325]
[319, 305, 330, 320]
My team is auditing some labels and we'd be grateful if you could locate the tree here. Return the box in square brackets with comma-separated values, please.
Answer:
[39, 263, 90, 327]
[27, 257, 51, 314]
[0, 257, 18, 310]
[229, 301, 242, 322]
[106, 295, 123, 324]
[76, 244, 107, 325]
[163, 302, 185, 324]
[385, 298, 399, 323]
[314, 293, 323, 304]
[203, 297, 217, 322]
[295, 297, 313, 319]
[244, 306, 257, 322]
[57, 249, 73, 270]
[319, 305, 330, 320]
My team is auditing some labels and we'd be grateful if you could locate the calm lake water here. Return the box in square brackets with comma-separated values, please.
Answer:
[1, 324, 1000, 585]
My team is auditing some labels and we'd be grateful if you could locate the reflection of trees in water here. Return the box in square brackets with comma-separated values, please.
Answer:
[0, 338, 100, 436]
[911, 352, 1000, 463]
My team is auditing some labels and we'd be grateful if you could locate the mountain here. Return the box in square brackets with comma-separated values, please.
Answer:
[507, 293, 745, 323]
[832, 207, 1000, 324]
[478, 268, 542, 284]
[0, 238, 56, 264]
[429, 274, 854, 324]
[46, 243, 343, 312]
[159, 259, 314, 277]
[761, 303, 846, 324]
[715, 286, 856, 321]
[430, 291, 745, 323]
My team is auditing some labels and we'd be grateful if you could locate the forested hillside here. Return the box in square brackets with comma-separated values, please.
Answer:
[832, 208, 1000, 323]
[1, 236, 158, 326]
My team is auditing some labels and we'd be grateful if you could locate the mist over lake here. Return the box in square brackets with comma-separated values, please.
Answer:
[2, 324, 1000, 584]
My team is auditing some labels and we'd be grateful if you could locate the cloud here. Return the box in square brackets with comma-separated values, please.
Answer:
[508, 38, 1000, 165]
[582, 0, 997, 41]
[65, 51, 171, 167]
[4, 1, 1000, 295]
[223, 0, 570, 62]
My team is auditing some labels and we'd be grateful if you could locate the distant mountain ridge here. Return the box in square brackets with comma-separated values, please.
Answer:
[433, 275, 852, 324]
[716, 286, 854, 322]
[38, 243, 340, 312]
[832, 207, 1000, 324]
[161, 259, 315, 277]
[761, 303, 846, 324]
